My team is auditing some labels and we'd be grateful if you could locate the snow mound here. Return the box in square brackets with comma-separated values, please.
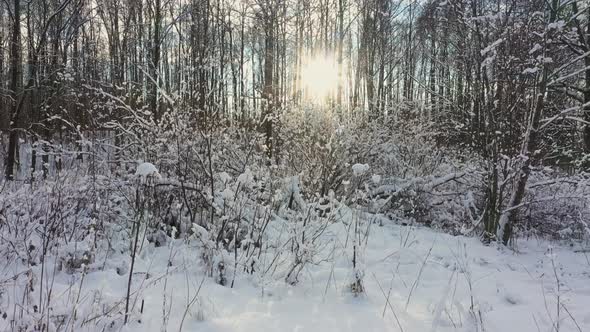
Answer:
[352, 163, 370, 176]
[237, 167, 254, 188]
[218, 171, 232, 183]
[135, 162, 161, 179]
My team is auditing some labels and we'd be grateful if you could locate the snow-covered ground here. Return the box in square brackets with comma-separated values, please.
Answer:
[3, 218, 588, 332]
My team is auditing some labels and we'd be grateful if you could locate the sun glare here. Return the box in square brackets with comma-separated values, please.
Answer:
[301, 55, 339, 102]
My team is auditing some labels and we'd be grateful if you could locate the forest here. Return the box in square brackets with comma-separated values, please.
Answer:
[0, 0, 589, 331]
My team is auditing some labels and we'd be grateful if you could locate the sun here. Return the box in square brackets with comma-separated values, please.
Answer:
[301, 55, 339, 102]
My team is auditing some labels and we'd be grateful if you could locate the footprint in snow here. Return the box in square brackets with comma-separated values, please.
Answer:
[474, 257, 489, 266]
[503, 291, 523, 305]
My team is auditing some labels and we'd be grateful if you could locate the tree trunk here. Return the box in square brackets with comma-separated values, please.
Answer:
[5, 0, 21, 180]
[0, 4, 5, 129]
[582, 4, 590, 152]
[584, 54, 590, 152]
[262, 7, 275, 158]
[150, 0, 162, 121]
[496, 1, 557, 245]
[336, 0, 345, 108]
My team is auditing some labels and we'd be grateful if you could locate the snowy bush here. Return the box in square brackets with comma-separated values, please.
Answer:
[1, 99, 589, 331]
[520, 171, 590, 242]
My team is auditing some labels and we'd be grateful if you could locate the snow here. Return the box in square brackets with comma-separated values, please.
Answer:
[3, 220, 589, 332]
[135, 162, 161, 179]
[218, 171, 232, 183]
[547, 21, 565, 31]
[528, 43, 542, 55]
[141, 227, 584, 332]
[1, 147, 589, 332]
[372, 174, 381, 184]
[280, 175, 307, 211]
[237, 167, 254, 187]
[221, 187, 235, 200]
[352, 163, 370, 176]
[480, 38, 504, 56]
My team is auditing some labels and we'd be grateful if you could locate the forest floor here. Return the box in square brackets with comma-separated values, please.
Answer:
[2, 216, 588, 332]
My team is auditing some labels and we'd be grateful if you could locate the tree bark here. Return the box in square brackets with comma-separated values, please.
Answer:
[262, 3, 275, 158]
[5, 0, 21, 180]
[497, 0, 557, 245]
[150, 0, 162, 121]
